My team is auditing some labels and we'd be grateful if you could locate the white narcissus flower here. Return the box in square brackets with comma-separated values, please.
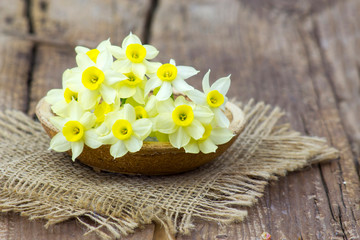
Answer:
[154, 96, 214, 149]
[186, 70, 231, 128]
[49, 100, 102, 161]
[98, 104, 152, 158]
[75, 39, 111, 63]
[66, 47, 127, 110]
[145, 59, 198, 101]
[111, 32, 160, 79]
[115, 72, 146, 104]
[45, 69, 79, 117]
[184, 123, 234, 154]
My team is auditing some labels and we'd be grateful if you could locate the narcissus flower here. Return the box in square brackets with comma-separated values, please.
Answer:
[75, 39, 111, 63]
[145, 59, 198, 101]
[184, 123, 234, 154]
[49, 101, 102, 160]
[66, 48, 127, 110]
[116, 72, 146, 104]
[154, 96, 213, 148]
[98, 104, 152, 158]
[111, 32, 160, 79]
[186, 70, 231, 128]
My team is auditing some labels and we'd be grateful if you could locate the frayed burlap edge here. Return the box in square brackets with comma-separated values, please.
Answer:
[0, 99, 339, 239]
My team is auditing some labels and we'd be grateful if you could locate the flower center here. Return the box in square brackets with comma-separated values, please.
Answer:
[64, 88, 78, 103]
[112, 119, 133, 140]
[206, 90, 224, 108]
[94, 101, 113, 123]
[125, 44, 146, 63]
[198, 124, 212, 141]
[86, 49, 100, 63]
[62, 120, 84, 142]
[82, 66, 105, 90]
[172, 105, 194, 127]
[134, 106, 148, 119]
[123, 72, 142, 87]
[157, 63, 177, 82]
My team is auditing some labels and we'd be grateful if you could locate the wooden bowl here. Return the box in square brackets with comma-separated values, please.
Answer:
[36, 97, 245, 175]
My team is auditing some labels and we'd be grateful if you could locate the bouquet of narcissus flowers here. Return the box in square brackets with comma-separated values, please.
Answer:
[46, 33, 234, 161]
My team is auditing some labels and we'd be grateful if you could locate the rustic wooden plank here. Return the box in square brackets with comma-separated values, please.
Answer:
[28, 0, 153, 116]
[150, 0, 360, 239]
[21, 0, 156, 239]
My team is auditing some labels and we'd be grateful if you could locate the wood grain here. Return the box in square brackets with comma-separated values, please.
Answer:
[150, 0, 360, 239]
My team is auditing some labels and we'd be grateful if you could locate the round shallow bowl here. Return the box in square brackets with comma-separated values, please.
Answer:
[36, 97, 245, 175]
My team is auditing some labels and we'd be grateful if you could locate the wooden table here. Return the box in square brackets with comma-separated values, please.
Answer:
[0, 0, 359, 239]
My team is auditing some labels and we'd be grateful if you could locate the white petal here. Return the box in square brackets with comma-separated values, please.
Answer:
[51, 101, 68, 118]
[67, 100, 84, 121]
[177, 66, 199, 79]
[174, 95, 191, 107]
[96, 50, 113, 70]
[96, 39, 111, 51]
[144, 61, 161, 74]
[172, 77, 194, 92]
[103, 111, 122, 129]
[156, 82, 172, 101]
[110, 141, 128, 158]
[110, 45, 125, 59]
[144, 95, 157, 116]
[99, 132, 118, 145]
[202, 70, 211, 93]
[78, 90, 99, 110]
[156, 98, 174, 113]
[214, 108, 230, 128]
[184, 139, 200, 154]
[185, 119, 205, 140]
[76, 53, 95, 70]
[185, 89, 206, 105]
[71, 141, 84, 160]
[144, 45, 159, 59]
[210, 127, 234, 145]
[132, 63, 147, 79]
[112, 59, 132, 73]
[144, 77, 162, 96]
[79, 112, 96, 129]
[118, 85, 136, 98]
[210, 76, 231, 95]
[124, 136, 142, 152]
[154, 113, 177, 133]
[122, 104, 136, 123]
[50, 116, 67, 130]
[104, 71, 127, 85]
[169, 59, 176, 66]
[194, 105, 214, 124]
[65, 72, 83, 91]
[50, 132, 71, 152]
[132, 87, 145, 104]
[133, 118, 152, 139]
[100, 85, 117, 104]
[122, 32, 142, 49]
[199, 139, 217, 154]
[75, 46, 89, 54]
[45, 89, 64, 105]
[84, 129, 102, 149]
[169, 127, 190, 148]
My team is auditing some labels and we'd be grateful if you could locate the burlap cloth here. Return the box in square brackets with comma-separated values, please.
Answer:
[0, 100, 339, 239]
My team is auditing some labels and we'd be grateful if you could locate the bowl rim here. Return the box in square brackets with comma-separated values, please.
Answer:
[36, 97, 245, 149]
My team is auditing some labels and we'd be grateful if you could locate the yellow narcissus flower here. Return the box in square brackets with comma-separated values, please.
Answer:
[111, 32, 161, 79]
[185, 70, 231, 128]
[145, 59, 198, 101]
[184, 123, 234, 154]
[49, 100, 102, 161]
[98, 104, 152, 158]
[154, 96, 213, 148]
[65, 47, 127, 110]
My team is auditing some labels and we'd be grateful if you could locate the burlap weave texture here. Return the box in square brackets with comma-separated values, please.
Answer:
[0, 100, 339, 239]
